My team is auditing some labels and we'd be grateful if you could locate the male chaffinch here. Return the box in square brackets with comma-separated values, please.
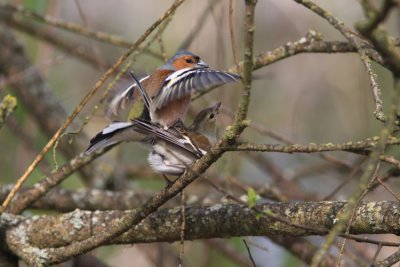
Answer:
[86, 102, 220, 177]
[106, 50, 239, 129]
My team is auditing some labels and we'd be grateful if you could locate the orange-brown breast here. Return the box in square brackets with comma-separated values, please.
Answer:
[155, 94, 191, 128]
[133, 69, 173, 99]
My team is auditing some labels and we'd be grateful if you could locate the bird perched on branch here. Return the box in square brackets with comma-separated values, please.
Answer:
[86, 102, 221, 177]
[106, 50, 239, 129]
[144, 102, 220, 176]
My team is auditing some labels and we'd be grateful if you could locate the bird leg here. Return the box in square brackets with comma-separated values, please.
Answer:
[162, 174, 173, 187]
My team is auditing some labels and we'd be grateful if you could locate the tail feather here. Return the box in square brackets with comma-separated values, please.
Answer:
[85, 121, 142, 153]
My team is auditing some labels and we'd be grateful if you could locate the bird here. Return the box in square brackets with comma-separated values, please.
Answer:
[106, 50, 239, 129]
[144, 102, 220, 176]
[86, 102, 221, 177]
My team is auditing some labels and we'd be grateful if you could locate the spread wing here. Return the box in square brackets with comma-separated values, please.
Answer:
[105, 75, 150, 121]
[153, 68, 240, 109]
[132, 119, 203, 157]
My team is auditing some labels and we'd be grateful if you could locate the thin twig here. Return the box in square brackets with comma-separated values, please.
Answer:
[228, 0, 239, 74]
[373, 248, 400, 267]
[372, 243, 383, 265]
[179, 0, 222, 50]
[293, 0, 389, 123]
[179, 191, 186, 267]
[322, 159, 365, 200]
[242, 240, 257, 267]
[376, 176, 400, 202]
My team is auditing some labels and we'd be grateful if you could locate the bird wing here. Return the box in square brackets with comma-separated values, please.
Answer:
[132, 119, 203, 157]
[153, 68, 240, 109]
[105, 75, 150, 121]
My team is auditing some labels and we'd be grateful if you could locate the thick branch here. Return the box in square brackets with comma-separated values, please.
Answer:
[4, 201, 400, 264]
[0, 185, 154, 212]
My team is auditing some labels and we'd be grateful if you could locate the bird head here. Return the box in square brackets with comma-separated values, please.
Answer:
[189, 102, 221, 144]
[162, 50, 209, 71]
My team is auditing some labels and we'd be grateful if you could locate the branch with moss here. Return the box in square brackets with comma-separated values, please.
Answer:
[293, 0, 392, 123]
[3, 201, 400, 265]
[356, 0, 400, 77]
[230, 136, 400, 154]
[194, 31, 400, 101]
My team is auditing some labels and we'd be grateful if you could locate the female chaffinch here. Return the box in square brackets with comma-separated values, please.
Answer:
[141, 102, 220, 176]
[106, 50, 239, 129]
[86, 102, 220, 177]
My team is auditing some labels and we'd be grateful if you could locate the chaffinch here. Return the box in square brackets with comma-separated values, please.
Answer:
[106, 50, 239, 129]
[86, 102, 221, 177]
[141, 102, 220, 176]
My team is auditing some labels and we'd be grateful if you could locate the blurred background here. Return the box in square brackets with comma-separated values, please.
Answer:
[0, 0, 399, 266]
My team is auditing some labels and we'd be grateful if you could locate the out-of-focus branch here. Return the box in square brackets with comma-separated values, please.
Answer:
[3, 16, 108, 69]
[205, 239, 255, 267]
[6, 116, 52, 174]
[0, 4, 134, 49]
[179, 0, 222, 50]
[374, 249, 400, 267]
[0, 3, 163, 60]
[0, 95, 17, 129]
[0, 26, 96, 182]
[5, 151, 105, 214]
[0, 185, 154, 212]
[270, 236, 337, 267]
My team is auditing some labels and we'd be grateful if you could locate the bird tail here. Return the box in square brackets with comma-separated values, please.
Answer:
[85, 121, 145, 154]
[129, 71, 152, 109]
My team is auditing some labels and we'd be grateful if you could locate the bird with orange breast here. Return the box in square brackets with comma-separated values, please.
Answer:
[106, 50, 239, 129]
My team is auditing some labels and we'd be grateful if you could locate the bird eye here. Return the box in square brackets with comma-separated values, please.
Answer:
[185, 58, 193, 64]
[209, 113, 215, 119]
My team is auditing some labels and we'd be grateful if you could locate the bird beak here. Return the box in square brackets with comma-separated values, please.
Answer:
[197, 60, 209, 68]
[212, 102, 221, 112]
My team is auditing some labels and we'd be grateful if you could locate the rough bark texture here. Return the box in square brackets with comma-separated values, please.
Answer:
[2, 201, 400, 251]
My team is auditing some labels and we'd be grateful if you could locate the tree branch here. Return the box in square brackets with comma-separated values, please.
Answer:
[3, 201, 400, 266]
[230, 136, 400, 154]
[0, 185, 154, 212]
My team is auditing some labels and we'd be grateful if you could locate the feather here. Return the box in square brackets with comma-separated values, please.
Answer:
[105, 75, 150, 121]
[131, 119, 203, 157]
[154, 68, 240, 109]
